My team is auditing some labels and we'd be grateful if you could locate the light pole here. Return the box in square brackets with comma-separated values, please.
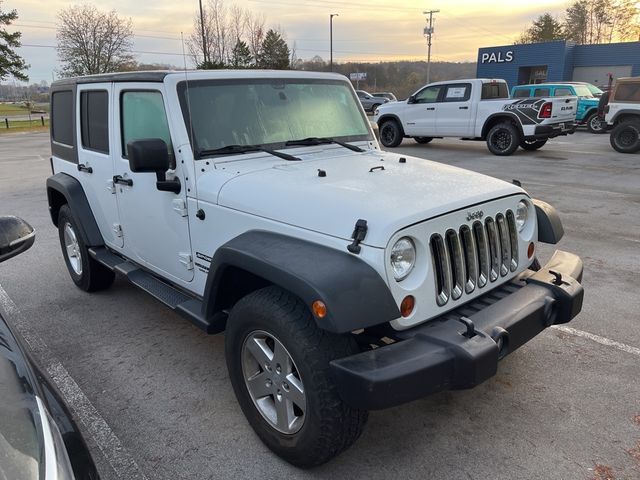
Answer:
[330, 13, 339, 72]
[423, 10, 439, 84]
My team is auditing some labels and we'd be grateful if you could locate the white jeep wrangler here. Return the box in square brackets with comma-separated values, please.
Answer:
[46, 70, 584, 468]
[604, 76, 640, 153]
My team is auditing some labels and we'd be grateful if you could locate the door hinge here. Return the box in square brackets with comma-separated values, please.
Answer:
[178, 253, 194, 270]
[107, 179, 116, 194]
[112, 223, 123, 238]
[172, 198, 188, 217]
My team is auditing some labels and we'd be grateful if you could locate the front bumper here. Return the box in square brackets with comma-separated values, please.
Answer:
[531, 122, 577, 139]
[330, 250, 584, 410]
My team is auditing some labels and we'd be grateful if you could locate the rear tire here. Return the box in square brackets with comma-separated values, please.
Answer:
[379, 120, 403, 148]
[414, 137, 433, 144]
[610, 120, 640, 153]
[519, 139, 547, 151]
[486, 122, 520, 156]
[371, 103, 381, 113]
[586, 112, 605, 134]
[225, 286, 368, 468]
[57, 205, 114, 292]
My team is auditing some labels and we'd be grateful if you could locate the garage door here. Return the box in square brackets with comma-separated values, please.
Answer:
[572, 66, 633, 87]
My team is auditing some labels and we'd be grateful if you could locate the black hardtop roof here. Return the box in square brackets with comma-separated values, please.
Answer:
[51, 70, 176, 87]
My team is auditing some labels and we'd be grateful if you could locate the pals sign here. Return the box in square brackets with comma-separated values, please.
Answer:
[481, 51, 513, 64]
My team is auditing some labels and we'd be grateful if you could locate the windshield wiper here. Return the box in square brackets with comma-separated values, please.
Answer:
[285, 137, 365, 152]
[198, 144, 301, 161]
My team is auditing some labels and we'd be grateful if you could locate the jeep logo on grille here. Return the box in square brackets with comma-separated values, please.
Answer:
[466, 210, 484, 221]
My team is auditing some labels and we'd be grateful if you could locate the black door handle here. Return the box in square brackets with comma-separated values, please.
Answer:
[426, 107, 435, 111]
[459, 106, 469, 110]
[77, 164, 93, 173]
[113, 175, 133, 187]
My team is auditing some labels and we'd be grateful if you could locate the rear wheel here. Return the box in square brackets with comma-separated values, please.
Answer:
[486, 122, 520, 156]
[414, 137, 433, 144]
[225, 286, 368, 468]
[610, 120, 640, 154]
[379, 120, 403, 148]
[586, 112, 605, 134]
[371, 103, 381, 113]
[57, 205, 114, 292]
[519, 139, 547, 151]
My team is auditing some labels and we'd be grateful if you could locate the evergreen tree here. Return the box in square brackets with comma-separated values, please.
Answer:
[256, 29, 290, 69]
[230, 39, 253, 68]
[0, 1, 29, 81]
[517, 13, 565, 44]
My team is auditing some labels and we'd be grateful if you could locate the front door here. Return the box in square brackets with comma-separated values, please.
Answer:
[403, 85, 442, 136]
[112, 84, 193, 283]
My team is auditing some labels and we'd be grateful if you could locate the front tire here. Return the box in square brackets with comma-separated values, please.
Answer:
[379, 120, 403, 148]
[610, 120, 640, 153]
[586, 112, 605, 134]
[225, 286, 368, 468]
[57, 205, 114, 292]
[414, 137, 433, 144]
[519, 139, 547, 151]
[486, 122, 520, 156]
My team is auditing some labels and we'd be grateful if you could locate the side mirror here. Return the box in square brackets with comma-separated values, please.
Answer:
[407, 95, 416, 104]
[0, 216, 35, 263]
[127, 139, 181, 194]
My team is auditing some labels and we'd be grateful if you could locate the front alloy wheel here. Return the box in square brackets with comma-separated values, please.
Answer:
[242, 330, 306, 434]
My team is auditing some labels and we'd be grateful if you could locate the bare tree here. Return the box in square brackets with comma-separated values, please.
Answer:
[563, 0, 640, 44]
[246, 12, 266, 61]
[56, 5, 134, 76]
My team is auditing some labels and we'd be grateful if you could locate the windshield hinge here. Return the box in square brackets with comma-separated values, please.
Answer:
[112, 223, 123, 238]
[347, 219, 368, 254]
[172, 198, 188, 217]
[178, 252, 194, 270]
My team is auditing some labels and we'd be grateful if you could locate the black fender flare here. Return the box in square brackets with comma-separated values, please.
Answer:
[533, 199, 564, 244]
[202, 230, 401, 334]
[609, 109, 640, 125]
[481, 113, 525, 139]
[46, 173, 104, 247]
[376, 114, 406, 136]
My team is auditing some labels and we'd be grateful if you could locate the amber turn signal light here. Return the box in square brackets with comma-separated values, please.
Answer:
[400, 295, 415, 318]
[527, 242, 535, 259]
[312, 300, 327, 319]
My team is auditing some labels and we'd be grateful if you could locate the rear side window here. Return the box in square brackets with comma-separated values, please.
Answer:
[512, 89, 531, 98]
[554, 88, 573, 96]
[614, 83, 640, 102]
[481, 82, 508, 99]
[533, 88, 551, 97]
[442, 84, 471, 102]
[51, 90, 74, 146]
[80, 91, 109, 153]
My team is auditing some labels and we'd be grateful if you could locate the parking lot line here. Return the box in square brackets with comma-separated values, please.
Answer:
[0, 284, 148, 480]
[553, 325, 640, 357]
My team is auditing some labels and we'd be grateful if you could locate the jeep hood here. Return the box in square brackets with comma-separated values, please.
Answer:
[210, 150, 523, 248]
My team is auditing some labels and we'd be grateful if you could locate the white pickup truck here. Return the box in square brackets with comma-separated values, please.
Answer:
[373, 78, 577, 155]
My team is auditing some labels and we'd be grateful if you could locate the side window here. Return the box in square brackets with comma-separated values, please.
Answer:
[442, 84, 471, 102]
[121, 91, 173, 166]
[614, 83, 640, 102]
[80, 90, 109, 153]
[414, 86, 441, 104]
[512, 89, 531, 98]
[533, 88, 550, 97]
[51, 90, 74, 146]
[554, 88, 573, 96]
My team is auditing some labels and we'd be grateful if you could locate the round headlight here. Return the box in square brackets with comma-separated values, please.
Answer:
[390, 237, 416, 281]
[516, 200, 529, 232]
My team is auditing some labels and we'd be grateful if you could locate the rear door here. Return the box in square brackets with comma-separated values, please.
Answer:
[435, 83, 473, 136]
[112, 83, 194, 283]
[402, 85, 442, 136]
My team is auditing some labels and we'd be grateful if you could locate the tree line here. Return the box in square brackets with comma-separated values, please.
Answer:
[517, 0, 640, 44]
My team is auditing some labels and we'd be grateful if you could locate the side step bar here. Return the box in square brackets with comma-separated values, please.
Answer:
[88, 247, 221, 334]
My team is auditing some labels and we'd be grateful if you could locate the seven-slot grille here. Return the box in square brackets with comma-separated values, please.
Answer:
[430, 211, 519, 306]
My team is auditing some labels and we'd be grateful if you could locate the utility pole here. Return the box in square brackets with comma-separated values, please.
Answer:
[423, 9, 439, 84]
[199, 0, 208, 65]
[330, 14, 339, 72]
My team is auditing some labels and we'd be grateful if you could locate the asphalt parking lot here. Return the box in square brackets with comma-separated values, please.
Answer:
[1, 131, 639, 479]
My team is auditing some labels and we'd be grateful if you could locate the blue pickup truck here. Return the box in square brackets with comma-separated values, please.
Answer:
[511, 83, 604, 133]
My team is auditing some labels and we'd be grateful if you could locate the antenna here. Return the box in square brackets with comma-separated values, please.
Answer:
[181, 32, 199, 209]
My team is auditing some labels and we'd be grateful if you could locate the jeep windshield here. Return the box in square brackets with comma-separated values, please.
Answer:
[177, 78, 372, 159]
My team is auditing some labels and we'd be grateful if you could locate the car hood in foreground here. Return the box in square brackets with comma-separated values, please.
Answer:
[210, 149, 523, 247]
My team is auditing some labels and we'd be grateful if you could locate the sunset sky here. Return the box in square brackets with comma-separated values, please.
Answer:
[9, 0, 573, 83]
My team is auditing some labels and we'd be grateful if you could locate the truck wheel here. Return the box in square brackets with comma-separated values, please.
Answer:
[519, 139, 547, 151]
[57, 205, 114, 292]
[379, 120, 403, 147]
[414, 137, 433, 144]
[586, 112, 605, 134]
[371, 103, 381, 113]
[486, 122, 520, 156]
[610, 120, 640, 153]
[225, 286, 368, 468]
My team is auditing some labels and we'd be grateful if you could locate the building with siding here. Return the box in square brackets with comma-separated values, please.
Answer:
[476, 40, 640, 90]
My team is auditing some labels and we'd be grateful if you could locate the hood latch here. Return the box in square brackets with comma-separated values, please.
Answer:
[347, 219, 368, 254]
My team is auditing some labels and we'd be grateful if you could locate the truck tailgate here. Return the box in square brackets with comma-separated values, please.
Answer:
[544, 96, 577, 124]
